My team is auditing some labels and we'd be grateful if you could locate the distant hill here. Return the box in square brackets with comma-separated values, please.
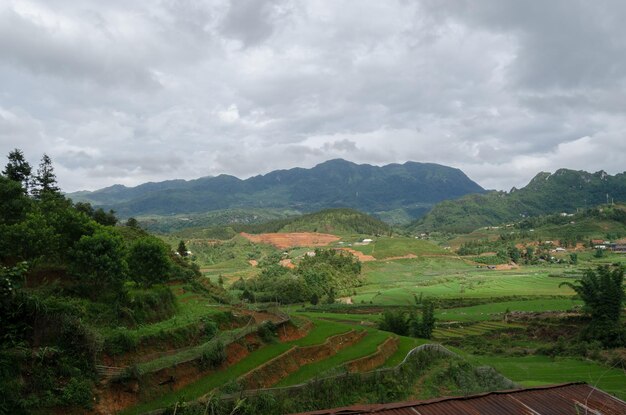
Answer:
[67, 159, 485, 222]
[448, 204, 626, 250]
[172, 208, 391, 239]
[411, 169, 626, 233]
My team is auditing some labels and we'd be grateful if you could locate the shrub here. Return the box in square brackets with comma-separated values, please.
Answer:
[199, 340, 226, 370]
[104, 329, 138, 356]
[258, 321, 278, 343]
[61, 378, 92, 408]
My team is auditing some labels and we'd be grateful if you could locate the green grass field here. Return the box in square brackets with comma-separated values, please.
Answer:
[437, 298, 583, 322]
[353, 270, 576, 305]
[350, 237, 449, 259]
[469, 355, 626, 400]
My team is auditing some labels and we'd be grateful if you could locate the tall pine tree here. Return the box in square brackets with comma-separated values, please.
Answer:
[3, 148, 32, 192]
[32, 154, 60, 197]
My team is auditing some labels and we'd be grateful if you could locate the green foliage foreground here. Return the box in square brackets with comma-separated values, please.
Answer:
[0, 150, 223, 413]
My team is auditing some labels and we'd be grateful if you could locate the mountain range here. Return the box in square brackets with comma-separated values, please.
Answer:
[67, 159, 485, 221]
[412, 169, 626, 233]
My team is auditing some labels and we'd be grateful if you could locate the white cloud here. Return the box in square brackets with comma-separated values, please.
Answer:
[0, 0, 625, 192]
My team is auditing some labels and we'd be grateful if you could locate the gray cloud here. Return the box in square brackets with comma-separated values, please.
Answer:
[0, 0, 625, 192]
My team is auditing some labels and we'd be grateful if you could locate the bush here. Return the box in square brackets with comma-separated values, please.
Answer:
[104, 329, 138, 356]
[61, 378, 92, 408]
[258, 321, 278, 343]
[127, 237, 171, 287]
[199, 340, 226, 370]
[123, 285, 177, 325]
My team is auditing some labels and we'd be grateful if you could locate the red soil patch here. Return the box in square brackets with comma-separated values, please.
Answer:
[248, 259, 258, 267]
[494, 262, 519, 270]
[344, 336, 399, 373]
[240, 232, 340, 249]
[278, 320, 313, 342]
[279, 258, 296, 269]
[339, 247, 376, 262]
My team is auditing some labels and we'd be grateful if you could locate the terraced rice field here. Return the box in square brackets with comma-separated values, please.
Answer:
[121, 319, 359, 414]
[433, 321, 523, 341]
[436, 298, 583, 322]
[353, 272, 576, 305]
[275, 329, 393, 387]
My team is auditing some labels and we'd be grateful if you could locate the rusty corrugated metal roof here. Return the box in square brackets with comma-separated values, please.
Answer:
[290, 383, 626, 415]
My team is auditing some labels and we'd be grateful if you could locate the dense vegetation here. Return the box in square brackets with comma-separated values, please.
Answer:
[67, 159, 484, 222]
[560, 265, 625, 347]
[378, 300, 436, 339]
[0, 149, 212, 413]
[412, 169, 626, 233]
[233, 248, 362, 304]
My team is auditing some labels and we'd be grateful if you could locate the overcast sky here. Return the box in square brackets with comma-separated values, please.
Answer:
[1, 0, 625, 192]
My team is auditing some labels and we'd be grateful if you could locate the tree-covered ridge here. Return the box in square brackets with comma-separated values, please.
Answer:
[67, 159, 485, 220]
[0, 149, 217, 413]
[411, 168, 626, 233]
[171, 208, 391, 240]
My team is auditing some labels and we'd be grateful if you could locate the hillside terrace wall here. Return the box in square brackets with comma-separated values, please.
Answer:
[344, 336, 398, 373]
[239, 329, 366, 389]
[96, 317, 308, 415]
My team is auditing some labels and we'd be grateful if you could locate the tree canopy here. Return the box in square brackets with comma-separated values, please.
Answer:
[560, 265, 625, 346]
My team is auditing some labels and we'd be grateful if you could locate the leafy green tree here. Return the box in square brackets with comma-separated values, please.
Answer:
[300, 262, 334, 297]
[560, 266, 625, 346]
[74, 201, 95, 217]
[507, 246, 521, 263]
[126, 217, 139, 228]
[32, 154, 60, 197]
[569, 253, 578, 265]
[525, 246, 535, 262]
[0, 176, 31, 225]
[177, 240, 188, 257]
[0, 211, 57, 263]
[127, 237, 171, 287]
[310, 292, 319, 305]
[325, 287, 336, 304]
[594, 248, 605, 258]
[69, 229, 127, 300]
[92, 208, 117, 226]
[3, 148, 32, 192]
[419, 300, 436, 339]
[241, 288, 255, 303]
[378, 310, 409, 336]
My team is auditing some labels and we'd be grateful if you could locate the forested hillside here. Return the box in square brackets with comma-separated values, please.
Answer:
[68, 159, 485, 221]
[411, 169, 626, 233]
[0, 149, 220, 413]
